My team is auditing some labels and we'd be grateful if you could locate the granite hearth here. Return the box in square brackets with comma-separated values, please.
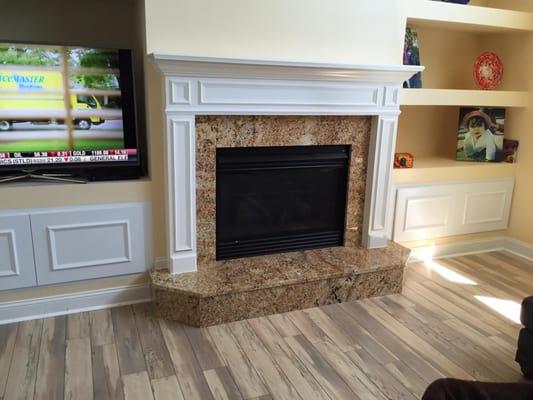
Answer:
[151, 242, 409, 327]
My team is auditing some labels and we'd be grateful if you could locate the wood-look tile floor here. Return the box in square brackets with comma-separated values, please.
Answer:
[0, 251, 531, 400]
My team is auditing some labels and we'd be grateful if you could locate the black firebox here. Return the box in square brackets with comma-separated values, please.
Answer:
[216, 145, 350, 260]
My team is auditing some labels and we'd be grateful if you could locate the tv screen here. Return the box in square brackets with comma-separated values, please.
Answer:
[0, 42, 140, 177]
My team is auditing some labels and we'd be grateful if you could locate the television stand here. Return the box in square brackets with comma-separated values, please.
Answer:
[0, 170, 87, 184]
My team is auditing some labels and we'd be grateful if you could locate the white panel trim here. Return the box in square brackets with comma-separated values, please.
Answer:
[462, 190, 507, 225]
[47, 221, 132, 270]
[198, 79, 381, 107]
[384, 86, 400, 107]
[167, 78, 192, 105]
[363, 116, 397, 248]
[0, 284, 150, 325]
[165, 116, 197, 274]
[0, 230, 19, 277]
[403, 195, 451, 232]
[30, 202, 152, 286]
[394, 178, 514, 242]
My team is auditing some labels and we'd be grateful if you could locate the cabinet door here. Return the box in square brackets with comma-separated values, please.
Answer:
[0, 213, 37, 291]
[393, 184, 456, 242]
[393, 178, 514, 242]
[31, 203, 151, 285]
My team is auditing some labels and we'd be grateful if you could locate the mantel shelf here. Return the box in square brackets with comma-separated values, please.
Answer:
[400, 89, 529, 108]
[407, 1, 533, 33]
[393, 157, 516, 185]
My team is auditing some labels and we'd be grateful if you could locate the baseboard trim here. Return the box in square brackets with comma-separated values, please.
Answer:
[408, 236, 507, 263]
[0, 283, 151, 325]
[504, 237, 533, 262]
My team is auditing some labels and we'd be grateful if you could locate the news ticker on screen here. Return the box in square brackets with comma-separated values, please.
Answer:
[0, 149, 137, 165]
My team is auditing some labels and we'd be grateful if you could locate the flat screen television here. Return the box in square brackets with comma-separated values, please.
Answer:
[0, 41, 142, 182]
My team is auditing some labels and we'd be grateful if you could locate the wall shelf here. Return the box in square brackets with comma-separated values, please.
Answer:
[400, 89, 529, 107]
[393, 157, 516, 184]
[407, 1, 533, 33]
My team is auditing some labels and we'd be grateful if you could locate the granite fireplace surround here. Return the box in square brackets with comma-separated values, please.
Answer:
[151, 115, 410, 327]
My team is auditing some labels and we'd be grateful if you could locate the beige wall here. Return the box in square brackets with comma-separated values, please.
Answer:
[490, 33, 533, 244]
[145, 0, 409, 65]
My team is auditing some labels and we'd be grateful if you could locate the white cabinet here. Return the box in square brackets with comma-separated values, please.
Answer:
[32, 203, 151, 285]
[0, 202, 151, 290]
[393, 178, 514, 242]
[0, 213, 37, 290]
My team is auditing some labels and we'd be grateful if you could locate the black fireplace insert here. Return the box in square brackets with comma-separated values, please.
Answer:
[216, 145, 350, 260]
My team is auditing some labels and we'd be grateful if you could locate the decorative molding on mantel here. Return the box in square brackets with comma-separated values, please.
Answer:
[151, 54, 424, 83]
[151, 53, 423, 274]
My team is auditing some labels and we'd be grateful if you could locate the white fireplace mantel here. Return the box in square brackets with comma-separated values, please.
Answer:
[151, 54, 423, 274]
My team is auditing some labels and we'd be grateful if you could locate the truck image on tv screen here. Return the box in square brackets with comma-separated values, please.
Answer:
[0, 69, 105, 131]
[0, 43, 125, 153]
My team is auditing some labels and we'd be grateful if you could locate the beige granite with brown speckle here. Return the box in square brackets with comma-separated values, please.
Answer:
[151, 242, 409, 327]
[195, 115, 372, 269]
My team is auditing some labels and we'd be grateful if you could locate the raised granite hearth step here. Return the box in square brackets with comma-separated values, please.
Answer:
[150, 242, 410, 327]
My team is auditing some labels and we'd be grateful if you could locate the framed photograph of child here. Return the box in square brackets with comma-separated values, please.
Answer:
[456, 107, 505, 162]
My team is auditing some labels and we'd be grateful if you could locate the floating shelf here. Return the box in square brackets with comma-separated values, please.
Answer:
[393, 157, 516, 184]
[407, 1, 533, 33]
[400, 89, 529, 107]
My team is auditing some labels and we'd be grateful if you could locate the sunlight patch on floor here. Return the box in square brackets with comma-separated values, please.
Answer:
[417, 245, 477, 285]
[426, 260, 478, 285]
[475, 296, 521, 324]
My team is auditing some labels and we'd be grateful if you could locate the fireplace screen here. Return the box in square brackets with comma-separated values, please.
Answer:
[216, 145, 350, 260]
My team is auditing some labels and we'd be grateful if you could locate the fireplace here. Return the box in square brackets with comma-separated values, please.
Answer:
[150, 55, 419, 327]
[216, 145, 350, 260]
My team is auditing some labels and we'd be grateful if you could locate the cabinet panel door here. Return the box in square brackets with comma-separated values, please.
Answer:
[394, 185, 456, 242]
[460, 179, 514, 233]
[31, 203, 151, 285]
[0, 213, 37, 291]
[393, 178, 514, 242]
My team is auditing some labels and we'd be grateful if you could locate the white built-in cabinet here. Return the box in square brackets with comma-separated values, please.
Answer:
[393, 178, 514, 242]
[0, 202, 151, 291]
[0, 214, 37, 291]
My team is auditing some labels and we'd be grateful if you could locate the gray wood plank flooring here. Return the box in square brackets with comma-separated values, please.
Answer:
[0, 251, 529, 399]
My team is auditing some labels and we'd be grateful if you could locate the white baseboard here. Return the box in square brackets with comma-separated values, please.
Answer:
[407, 236, 506, 263]
[504, 237, 533, 262]
[0, 283, 151, 325]
[407, 235, 533, 265]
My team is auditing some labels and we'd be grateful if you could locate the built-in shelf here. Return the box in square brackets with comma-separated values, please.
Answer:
[400, 89, 529, 107]
[393, 157, 516, 184]
[407, 1, 533, 33]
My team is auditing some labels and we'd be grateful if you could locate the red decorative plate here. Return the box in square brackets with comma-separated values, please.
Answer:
[473, 52, 503, 90]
